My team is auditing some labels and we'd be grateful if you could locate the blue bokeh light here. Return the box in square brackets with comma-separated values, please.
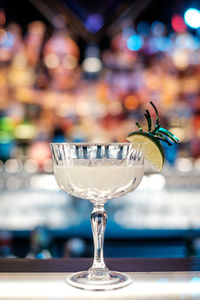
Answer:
[85, 14, 104, 33]
[137, 22, 150, 36]
[127, 35, 143, 51]
[184, 8, 200, 29]
[151, 21, 165, 36]
[149, 37, 170, 53]
[154, 37, 171, 52]
[176, 33, 199, 50]
[2, 32, 14, 48]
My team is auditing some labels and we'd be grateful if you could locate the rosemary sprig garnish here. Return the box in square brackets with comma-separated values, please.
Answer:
[136, 122, 143, 132]
[137, 102, 179, 146]
[144, 109, 152, 132]
[153, 132, 172, 146]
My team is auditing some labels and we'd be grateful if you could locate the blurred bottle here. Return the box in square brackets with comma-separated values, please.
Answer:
[185, 230, 196, 257]
[15, 120, 37, 158]
[63, 238, 86, 258]
[28, 140, 51, 171]
[52, 127, 66, 143]
[194, 237, 200, 257]
[25, 21, 46, 67]
[26, 226, 52, 259]
[0, 231, 16, 258]
[0, 116, 15, 162]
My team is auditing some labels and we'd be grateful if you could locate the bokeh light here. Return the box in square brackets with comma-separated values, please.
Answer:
[63, 55, 77, 70]
[184, 8, 200, 29]
[151, 21, 166, 36]
[127, 34, 143, 51]
[24, 159, 38, 173]
[44, 53, 59, 69]
[171, 15, 186, 32]
[5, 159, 22, 173]
[85, 14, 104, 33]
[148, 174, 166, 190]
[172, 50, 189, 69]
[1, 32, 14, 48]
[124, 95, 139, 110]
[82, 57, 102, 73]
[15, 123, 37, 140]
[154, 36, 171, 52]
[108, 101, 123, 116]
[175, 158, 193, 172]
[176, 33, 199, 50]
[29, 142, 51, 166]
[137, 22, 150, 36]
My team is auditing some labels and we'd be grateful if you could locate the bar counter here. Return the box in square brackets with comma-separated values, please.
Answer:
[0, 257, 200, 273]
[0, 258, 200, 299]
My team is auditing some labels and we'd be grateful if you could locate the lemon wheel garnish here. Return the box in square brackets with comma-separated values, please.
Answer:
[127, 132, 164, 171]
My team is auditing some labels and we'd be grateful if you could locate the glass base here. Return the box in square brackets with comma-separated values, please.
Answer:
[66, 270, 132, 291]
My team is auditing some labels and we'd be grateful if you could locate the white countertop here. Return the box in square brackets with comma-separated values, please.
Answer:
[0, 271, 200, 299]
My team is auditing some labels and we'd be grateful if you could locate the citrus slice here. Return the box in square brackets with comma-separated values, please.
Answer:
[127, 131, 164, 171]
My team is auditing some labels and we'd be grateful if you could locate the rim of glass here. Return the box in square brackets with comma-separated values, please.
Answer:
[50, 142, 135, 146]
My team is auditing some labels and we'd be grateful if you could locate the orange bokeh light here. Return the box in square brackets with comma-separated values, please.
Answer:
[124, 95, 138, 110]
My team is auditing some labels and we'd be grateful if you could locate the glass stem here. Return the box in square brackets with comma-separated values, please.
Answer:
[90, 204, 108, 272]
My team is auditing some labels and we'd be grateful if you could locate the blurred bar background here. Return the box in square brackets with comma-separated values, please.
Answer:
[0, 0, 200, 259]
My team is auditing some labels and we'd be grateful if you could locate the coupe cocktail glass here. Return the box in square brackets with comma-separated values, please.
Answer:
[50, 143, 144, 291]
